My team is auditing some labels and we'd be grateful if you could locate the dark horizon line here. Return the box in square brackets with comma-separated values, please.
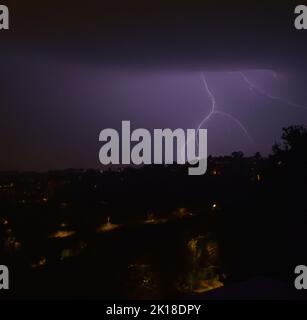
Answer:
[0, 152, 271, 174]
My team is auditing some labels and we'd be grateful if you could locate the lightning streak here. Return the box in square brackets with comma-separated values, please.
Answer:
[196, 73, 254, 147]
[196, 73, 216, 134]
[213, 110, 253, 143]
[182, 73, 255, 162]
[240, 71, 307, 111]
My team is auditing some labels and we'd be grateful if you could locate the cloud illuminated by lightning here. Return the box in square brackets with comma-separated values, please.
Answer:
[239, 71, 307, 111]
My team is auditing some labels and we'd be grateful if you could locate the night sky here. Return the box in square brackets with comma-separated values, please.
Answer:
[1, 0, 307, 171]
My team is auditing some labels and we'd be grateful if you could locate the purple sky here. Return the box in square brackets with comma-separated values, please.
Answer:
[1, 0, 307, 170]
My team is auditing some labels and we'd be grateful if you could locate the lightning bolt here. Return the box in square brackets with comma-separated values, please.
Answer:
[196, 74, 216, 133]
[240, 71, 307, 111]
[197, 73, 255, 147]
[182, 73, 255, 162]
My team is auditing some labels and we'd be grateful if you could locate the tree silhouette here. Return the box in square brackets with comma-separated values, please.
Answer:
[273, 125, 307, 158]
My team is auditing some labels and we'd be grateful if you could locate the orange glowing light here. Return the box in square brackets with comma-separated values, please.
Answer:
[50, 230, 75, 239]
